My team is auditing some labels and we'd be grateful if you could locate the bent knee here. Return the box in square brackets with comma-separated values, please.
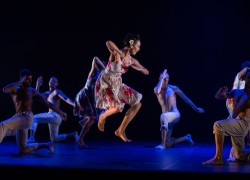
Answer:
[213, 121, 223, 135]
[160, 125, 168, 131]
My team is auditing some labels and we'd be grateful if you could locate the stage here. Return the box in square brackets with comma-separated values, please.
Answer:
[1, 137, 250, 179]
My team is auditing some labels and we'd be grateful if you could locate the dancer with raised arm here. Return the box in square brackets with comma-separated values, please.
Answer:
[74, 56, 106, 147]
[0, 68, 67, 154]
[154, 69, 205, 149]
[95, 33, 149, 142]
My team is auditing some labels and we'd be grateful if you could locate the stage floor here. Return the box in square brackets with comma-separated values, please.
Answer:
[1, 138, 250, 179]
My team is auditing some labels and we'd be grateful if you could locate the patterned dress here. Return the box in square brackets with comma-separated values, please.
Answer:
[74, 70, 100, 118]
[95, 57, 142, 111]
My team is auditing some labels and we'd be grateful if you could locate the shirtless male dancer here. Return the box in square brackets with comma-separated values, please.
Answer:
[154, 69, 205, 149]
[28, 76, 77, 143]
[0, 68, 67, 154]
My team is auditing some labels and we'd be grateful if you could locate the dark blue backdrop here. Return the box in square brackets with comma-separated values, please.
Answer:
[1, 1, 250, 142]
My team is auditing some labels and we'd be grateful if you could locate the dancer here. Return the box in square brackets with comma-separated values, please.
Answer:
[154, 69, 205, 149]
[74, 56, 106, 147]
[0, 68, 67, 154]
[202, 69, 250, 165]
[95, 33, 149, 142]
[28, 76, 77, 143]
[226, 61, 250, 118]
[226, 61, 250, 146]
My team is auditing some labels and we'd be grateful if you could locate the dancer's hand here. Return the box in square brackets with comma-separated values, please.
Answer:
[163, 69, 167, 75]
[220, 86, 228, 93]
[161, 69, 168, 79]
[36, 76, 43, 88]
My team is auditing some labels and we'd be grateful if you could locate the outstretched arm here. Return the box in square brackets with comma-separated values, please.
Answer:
[174, 86, 205, 113]
[3, 81, 20, 94]
[56, 89, 75, 107]
[131, 57, 149, 75]
[215, 86, 228, 99]
[2, 75, 27, 94]
[215, 86, 234, 99]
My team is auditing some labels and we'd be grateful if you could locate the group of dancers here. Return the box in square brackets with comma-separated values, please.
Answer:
[0, 33, 149, 153]
[1, 33, 250, 166]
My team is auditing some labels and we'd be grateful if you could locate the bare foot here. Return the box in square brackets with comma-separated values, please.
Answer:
[76, 137, 88, 148]
[155, 145, 166, 149]
[98, 113, 106, 132]
[227, 157, 238, 162]
[186, 134, 194, 146]
[202, 158, 224, 165]
[78, 141, 88, 148]
[27, 137, 36, 143]
[48, 142, 54, 154]
[115, 130, 132, 142]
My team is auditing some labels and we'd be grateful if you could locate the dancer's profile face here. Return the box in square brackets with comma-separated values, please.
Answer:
[49, 77, 58, 89]
[130, 40, 141, 55]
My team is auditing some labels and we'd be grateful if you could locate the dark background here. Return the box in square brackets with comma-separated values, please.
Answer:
[1, 1, 250, 143]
